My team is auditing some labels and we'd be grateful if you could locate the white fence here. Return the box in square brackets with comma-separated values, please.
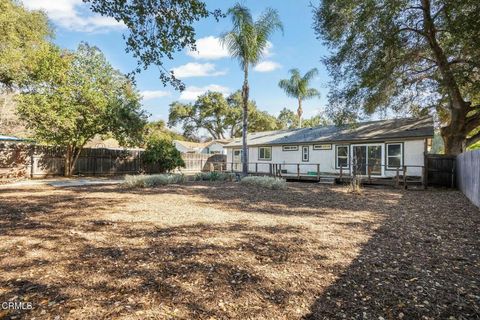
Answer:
[457, 150, 480, 208]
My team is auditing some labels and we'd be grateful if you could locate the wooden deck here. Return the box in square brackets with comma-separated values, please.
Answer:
[211, 162, 426, 189]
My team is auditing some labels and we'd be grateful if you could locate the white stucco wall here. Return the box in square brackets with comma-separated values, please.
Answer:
[226, 139, 427, 177]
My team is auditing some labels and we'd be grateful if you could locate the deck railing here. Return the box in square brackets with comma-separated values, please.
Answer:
[203, 161, 426, 189]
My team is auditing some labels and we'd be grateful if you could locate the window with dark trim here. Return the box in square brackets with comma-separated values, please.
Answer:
[302, 146, 309, 162]
[386, 143, 403, 169]
[282, 145, 298, 151]
[336, 145, 349, 169]
[258, 147, 272, 160]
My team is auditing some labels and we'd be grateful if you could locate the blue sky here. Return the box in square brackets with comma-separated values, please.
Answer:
[23, 0, 331, 124]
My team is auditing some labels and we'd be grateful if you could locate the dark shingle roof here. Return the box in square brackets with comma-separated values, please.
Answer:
[225, 116, 434, 147]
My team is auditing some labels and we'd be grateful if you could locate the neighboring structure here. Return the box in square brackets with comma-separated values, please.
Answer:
[173, 139, 231, 155]
[225, 117, 434, 178]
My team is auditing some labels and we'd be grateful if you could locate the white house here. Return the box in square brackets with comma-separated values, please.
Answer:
[225, 117, 434, 178]
[173, 139, 231, 155]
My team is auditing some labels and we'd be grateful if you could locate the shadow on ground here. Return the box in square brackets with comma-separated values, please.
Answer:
[0, 182, 478, 319]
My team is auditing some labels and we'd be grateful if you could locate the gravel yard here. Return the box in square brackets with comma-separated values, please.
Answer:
[0, 181, 478, 319]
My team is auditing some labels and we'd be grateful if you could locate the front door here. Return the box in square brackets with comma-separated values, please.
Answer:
[352, 145, 382, 176]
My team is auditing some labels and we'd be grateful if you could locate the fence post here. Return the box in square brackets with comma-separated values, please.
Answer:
[395, 167, 400, 188]
[297, 163, 300, 178]
[317, 164, 320, 181]
[422, 166, 426, 189]
[256, 163, 258, 174]
[403, 166, 407, 189]
[340, 166, 343, 179]
[451, 164, 455, 189]
[368, 167, 372, 183]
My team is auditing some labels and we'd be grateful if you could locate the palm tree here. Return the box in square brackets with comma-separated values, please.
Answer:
[278, 68, 320, 128]
[221, 3, 283, 176]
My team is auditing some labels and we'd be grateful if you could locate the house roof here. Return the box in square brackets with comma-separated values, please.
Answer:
[209, 139, 233, 145]
[175, 139, 233, 150]
[174, 140, 209, 150]
[225, 116, 434, 147]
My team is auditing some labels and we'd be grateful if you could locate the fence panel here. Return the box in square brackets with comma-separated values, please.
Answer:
[426, 154, 456, 187]
[1, 143, 226, 180]
[457, 150, 480, 208]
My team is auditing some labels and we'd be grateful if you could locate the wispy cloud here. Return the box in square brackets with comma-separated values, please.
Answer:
[141, 90, 170, 100]
[179, 85, 230, 101]
[171, 62, 227, 78]
[254, 60, 282, 73]
[22, 0, 124, 32]
[186, 36, 230, 60]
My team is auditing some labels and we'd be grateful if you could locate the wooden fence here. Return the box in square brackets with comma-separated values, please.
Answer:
[0, 143, 226, 179]
[456, 150, 480, 207]
[425, 154, 456, 188]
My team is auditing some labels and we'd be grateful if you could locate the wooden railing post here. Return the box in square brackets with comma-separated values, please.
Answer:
[340, 166, 343, 179]
[297, 164, 300, 178]
[279, 164, 282, 177]
[395, 167, 400, 188]
[317, 164, 320, 180]
[403, 166, 407, 189]
[422, 166, 426, 189]
[269, 163, 272, 176]
[368, 167, 372, 183]
[255, 163, 258, 174]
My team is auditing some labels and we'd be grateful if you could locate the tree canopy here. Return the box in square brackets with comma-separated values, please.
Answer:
[278, 68, 320, 127]
[313, 0, 480, 154]
[17, 43, 147, 176]
[168, 90, 281, 140]
[83, 0, 222, 90]
[0, 0, 52, 88]
[277, 108, 299, 129]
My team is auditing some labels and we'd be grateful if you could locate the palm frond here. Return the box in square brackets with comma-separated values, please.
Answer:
[303, 68, 319, 81]
[222, 3, 283, 68]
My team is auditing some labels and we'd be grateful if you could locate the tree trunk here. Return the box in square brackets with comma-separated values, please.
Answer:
[440, 105, 468, 155]
[64, 145, 72, 177]
[241, 65, 249, 176]
[64, 145, 82, 177]
[421, 0, 470, 155]
[297, 98, 303, 128]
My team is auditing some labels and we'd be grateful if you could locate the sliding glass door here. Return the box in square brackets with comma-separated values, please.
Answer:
[352, 145, 382, 176]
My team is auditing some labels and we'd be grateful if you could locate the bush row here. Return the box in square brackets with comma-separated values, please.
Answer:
[124, 174, 186, 188]
[124, 173, 287, 190]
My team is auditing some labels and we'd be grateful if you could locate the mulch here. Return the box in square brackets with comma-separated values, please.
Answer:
[0, 182, 478, 319]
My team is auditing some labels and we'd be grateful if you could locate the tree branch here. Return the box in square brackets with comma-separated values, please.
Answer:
[466, 130, 480, 147]
[465, 111, 480, 133]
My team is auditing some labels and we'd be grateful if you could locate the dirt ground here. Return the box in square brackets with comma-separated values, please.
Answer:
[0, 181, 478, 319]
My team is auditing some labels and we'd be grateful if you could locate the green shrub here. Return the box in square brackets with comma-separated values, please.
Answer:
[124, 174, 185, 188]
[194, 171, 235, 182]
[142, 137, 185, 173]
[240, 176, 287, 190]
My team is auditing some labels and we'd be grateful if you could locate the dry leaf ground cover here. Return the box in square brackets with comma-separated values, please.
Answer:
[0, 181, 478, 319]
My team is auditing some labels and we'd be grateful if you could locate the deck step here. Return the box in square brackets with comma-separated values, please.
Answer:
[318, 177, 336, 185]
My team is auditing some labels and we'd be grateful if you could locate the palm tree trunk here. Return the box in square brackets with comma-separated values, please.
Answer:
[241, 65, 249, 176]
[297, 98, 303, 128]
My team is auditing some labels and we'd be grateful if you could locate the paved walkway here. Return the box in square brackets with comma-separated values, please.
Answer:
[1, 177, 124, 188]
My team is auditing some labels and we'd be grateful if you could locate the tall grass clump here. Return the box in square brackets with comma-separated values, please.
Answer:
[240, 176, 287, 190]
[194, 172, 235, 182]
[124, 174, 185, 188]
